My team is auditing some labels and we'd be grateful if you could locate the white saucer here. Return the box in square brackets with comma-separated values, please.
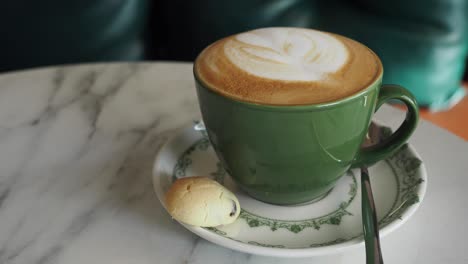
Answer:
[152, 122, 427, 257]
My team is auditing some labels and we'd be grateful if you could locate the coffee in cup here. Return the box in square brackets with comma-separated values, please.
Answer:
[195, 27, 381, 105]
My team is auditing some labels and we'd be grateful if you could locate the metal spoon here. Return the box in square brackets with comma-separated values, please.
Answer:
[361, 166, 384, 264]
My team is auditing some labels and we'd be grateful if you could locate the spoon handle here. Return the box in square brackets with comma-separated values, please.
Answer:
[361, 166, 384, 264]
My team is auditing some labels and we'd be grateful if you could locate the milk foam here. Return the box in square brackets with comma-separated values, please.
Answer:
[224, 28, 349, 82]
[195, 27, 381, 105]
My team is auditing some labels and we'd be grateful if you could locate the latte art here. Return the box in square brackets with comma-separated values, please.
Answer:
[195, 27, 382, 105]
[225, 28, 349, 81]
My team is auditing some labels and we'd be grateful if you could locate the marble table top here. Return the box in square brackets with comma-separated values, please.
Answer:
[0, 63, 466, 264]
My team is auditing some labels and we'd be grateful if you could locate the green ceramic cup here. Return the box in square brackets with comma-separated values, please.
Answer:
[194, 68, 419, 205]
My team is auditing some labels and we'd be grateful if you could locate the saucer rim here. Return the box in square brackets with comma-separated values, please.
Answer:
[152, 121, 427, 257]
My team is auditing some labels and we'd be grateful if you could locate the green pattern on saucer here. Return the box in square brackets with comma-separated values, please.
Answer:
[169, 127, 424, 249]
[237, 172, 356, 233]
[379, 144, 423, 226]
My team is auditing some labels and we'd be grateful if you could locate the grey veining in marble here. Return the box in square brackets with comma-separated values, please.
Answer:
[0, 63, 201, 264]
[0, 63, 466, 264]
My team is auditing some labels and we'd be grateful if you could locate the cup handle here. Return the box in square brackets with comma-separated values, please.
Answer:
[352, 84, 419, 168]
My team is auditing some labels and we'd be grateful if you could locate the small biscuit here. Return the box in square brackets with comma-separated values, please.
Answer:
[165, 176, 240, 227]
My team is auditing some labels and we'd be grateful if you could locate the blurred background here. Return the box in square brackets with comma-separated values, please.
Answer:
[0, 0, 467, 137]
